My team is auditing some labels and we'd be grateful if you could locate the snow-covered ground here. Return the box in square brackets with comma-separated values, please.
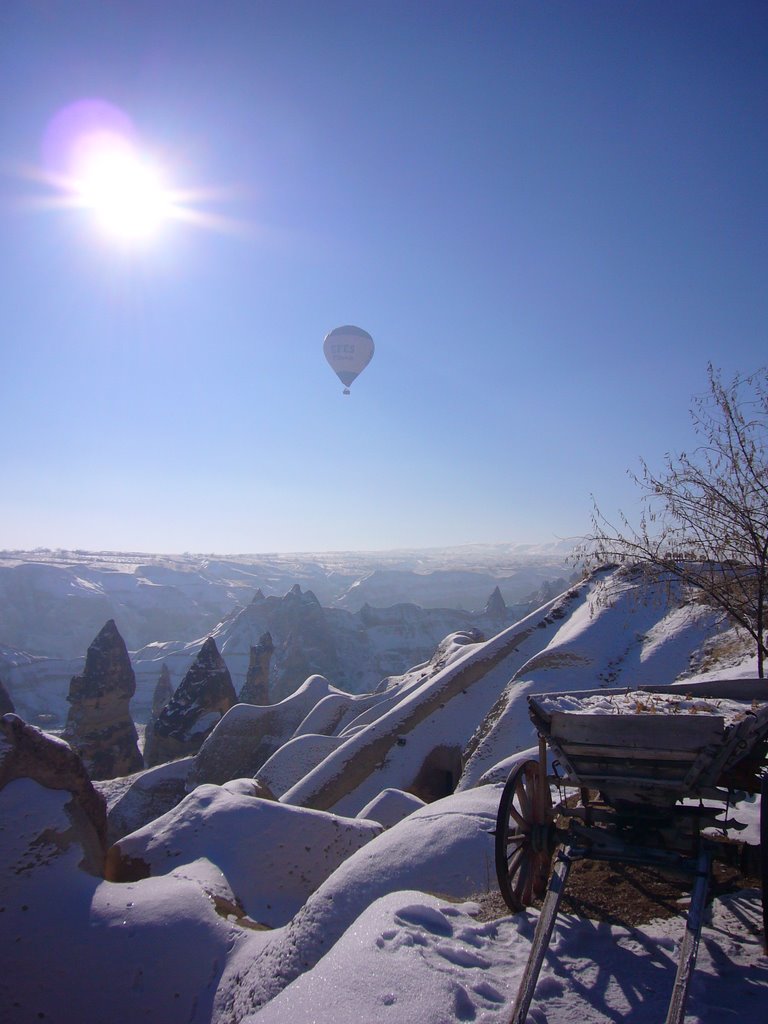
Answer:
[3, 778, 764, 1024]
[1, 564, 766, 1023]
[247, 888, 767, 1024]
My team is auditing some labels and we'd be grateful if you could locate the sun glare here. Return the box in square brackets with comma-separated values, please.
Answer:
[72, 132, 171, 241]
[14, 99, 250, 249]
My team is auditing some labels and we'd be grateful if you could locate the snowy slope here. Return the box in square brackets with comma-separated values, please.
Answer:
[459, 567, 749, 788]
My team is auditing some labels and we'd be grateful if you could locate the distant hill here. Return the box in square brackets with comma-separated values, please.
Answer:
[0, 544, 574, 658]
[0, 545, 575, 725]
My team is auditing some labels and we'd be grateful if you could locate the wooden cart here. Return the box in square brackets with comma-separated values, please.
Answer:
[495, 679, 768, 1024]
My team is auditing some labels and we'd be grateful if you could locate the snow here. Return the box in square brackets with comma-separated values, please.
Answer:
[456, 570, 754, 789]
[254, 733, 344, 797]
[219, 785, 506, 1020]
[246, 888, 767, 1024]
[278, 614, 577, 815]
[111, 784, 383, 927]
[0, 778, 268, 1024]
[4, 770, 766, 1024]
[95, 755, 195, 841]
[2, 562, 767, 1023]
[246, 893, 516, 1024]
[535, 689, 760, 723]
[356, 787, 426, 827]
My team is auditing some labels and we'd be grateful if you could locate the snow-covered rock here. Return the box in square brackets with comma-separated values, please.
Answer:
[1, 713, 107, 873]
[279, 613, 574, 815]
[0, 775, 264, 1024]
[246, 892, 516, 1024]
[95, 756, 193, 844]
[239, 888, 768, 1024]
[356, 787, 426, 827]
[106, 783, 383, 927]
[219, 785, 500, 1019]
[254, 733, 345, 798]
[3, 558, 767, 1024]
[187, 674, 342, 787]
[458, 567, 742, 788]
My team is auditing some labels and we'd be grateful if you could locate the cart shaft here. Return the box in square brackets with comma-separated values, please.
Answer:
[508, 847, 573, 1024]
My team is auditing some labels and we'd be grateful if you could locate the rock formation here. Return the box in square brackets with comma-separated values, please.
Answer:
[0, 712, 107, 874]
[62, 619, 143, 780]
[151, 664, 174, 718]
[144, 637, 237, 767]
[96, 757, 193, 844]
[140, 664, 175, 766]
[188, 674, 340, 788]
[269, 586, 337, 701]
[209, 585, 341, 703]
[483, 585, 507, 621]
[278, 609, 572, 815]
[0, 676, 14, 715]
[238, 631, 274, 704]
[356, 787, 426, 828]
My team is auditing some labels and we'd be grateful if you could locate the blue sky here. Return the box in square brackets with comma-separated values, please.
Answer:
[1, 1, 766, 554]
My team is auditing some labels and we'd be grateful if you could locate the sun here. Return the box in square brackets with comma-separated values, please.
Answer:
[33, 99, 178, 246]
[13, 99, 250, 249]
[71, 131, 172, 242]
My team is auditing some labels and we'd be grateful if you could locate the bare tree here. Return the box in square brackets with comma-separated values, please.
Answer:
[580, 364, 768, 677]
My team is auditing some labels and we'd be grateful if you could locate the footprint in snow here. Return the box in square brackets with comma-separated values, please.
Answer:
[434, 940, 492, 969]
[394, 904, 454, 937]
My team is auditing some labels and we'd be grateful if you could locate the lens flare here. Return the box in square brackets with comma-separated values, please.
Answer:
[4, 98, 254, 250]
[35, 99, 174, 244]
[70, 130, 171, 240]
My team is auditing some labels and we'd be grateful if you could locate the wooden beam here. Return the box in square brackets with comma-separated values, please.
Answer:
[549, 711, 724, 751]
[508, 847, 573, 1024]
[665, 846, 712, 1024]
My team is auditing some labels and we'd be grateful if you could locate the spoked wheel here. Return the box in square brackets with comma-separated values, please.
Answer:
[495, 758, 555, 912]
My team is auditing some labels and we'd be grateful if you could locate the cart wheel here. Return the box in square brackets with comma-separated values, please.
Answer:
[761, 774, 767, 951]
[495, 758, 555, 912]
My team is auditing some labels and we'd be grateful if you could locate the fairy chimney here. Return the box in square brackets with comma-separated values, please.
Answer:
[63, 620, 143, 781]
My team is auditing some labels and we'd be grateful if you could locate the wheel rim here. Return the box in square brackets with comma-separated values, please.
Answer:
[495, 758, 554, 911]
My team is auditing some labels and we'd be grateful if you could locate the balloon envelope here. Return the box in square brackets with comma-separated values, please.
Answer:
[323, 325, 374, 393]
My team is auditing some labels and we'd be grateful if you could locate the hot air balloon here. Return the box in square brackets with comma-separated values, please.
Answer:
[323, 325, 374, 395]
